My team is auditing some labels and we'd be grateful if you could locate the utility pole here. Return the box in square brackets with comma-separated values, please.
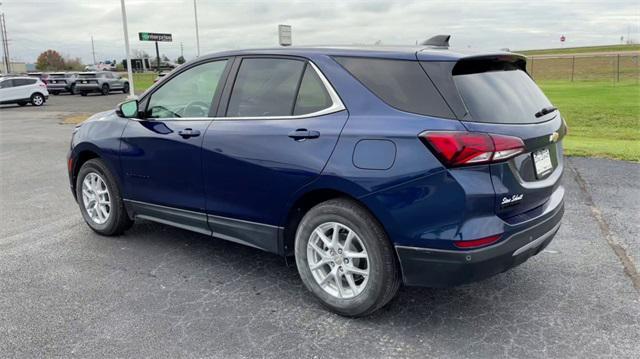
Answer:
[193, 0, 200, 57]
[119, 0, 135, 97]
[0, 12, 10, 74]
[91, 35, 97, 65]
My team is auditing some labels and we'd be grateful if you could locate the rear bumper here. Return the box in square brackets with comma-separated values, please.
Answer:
[47, 84, 70, 91]
[396, 198, 564, 287]
[76, 84, 101, 92]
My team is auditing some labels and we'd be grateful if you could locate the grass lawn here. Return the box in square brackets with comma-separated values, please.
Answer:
[518, 44, 640, 56]
[132, 72, 156, 94]
[539, 80, 640, 162]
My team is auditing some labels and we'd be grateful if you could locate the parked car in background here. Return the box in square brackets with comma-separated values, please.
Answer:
[67, 41, 566, 316]
[75, 72, 129, 96]
[0, 76, 48, 106]
[47, 72, 79, 95]
[27, 72, 50, 84]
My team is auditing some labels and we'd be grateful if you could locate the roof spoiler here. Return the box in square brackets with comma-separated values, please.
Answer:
[421, 35, 451, 48]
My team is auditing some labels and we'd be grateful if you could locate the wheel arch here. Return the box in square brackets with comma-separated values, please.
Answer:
[280, 187, 393, 258]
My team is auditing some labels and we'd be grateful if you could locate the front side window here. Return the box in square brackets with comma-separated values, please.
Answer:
[226, 58, 305, 117]
[146, 60, 228, 119]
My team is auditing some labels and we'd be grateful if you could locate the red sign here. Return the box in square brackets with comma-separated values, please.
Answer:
[560, 35, 566, 42]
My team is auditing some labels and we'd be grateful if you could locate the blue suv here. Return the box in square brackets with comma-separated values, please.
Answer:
[68, 41, 565, 316]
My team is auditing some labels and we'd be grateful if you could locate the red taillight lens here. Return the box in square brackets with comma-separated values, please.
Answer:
[420, 131, 524, 167]
[453, 234, 501, 249]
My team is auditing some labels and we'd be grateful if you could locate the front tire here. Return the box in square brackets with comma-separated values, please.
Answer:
[31, 93, 45, 106]
[76, 159, 133, 236]
[294, 198, 401, 317]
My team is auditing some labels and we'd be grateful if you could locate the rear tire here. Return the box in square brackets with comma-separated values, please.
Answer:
[294, 198, 401, 317]
[30, 93, 45, 106]
[76, 159, 133, 236]
[101, 84, 109, 95]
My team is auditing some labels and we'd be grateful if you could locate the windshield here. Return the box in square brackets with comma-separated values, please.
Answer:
[453, 69, 554, 124]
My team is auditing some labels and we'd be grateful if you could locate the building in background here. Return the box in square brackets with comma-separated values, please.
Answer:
[0, 61, 27, 74]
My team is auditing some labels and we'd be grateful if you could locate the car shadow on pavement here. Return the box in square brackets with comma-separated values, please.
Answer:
[113, 217, 540, 327]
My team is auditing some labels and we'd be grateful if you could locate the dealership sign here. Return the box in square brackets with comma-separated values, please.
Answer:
[139, 32, 173, 42]
[278, 25, 292, 46]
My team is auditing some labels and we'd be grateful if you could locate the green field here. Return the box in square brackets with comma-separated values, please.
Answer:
[539, 81, 639, 162]
[518, 44, 640, 56]
[132, 73, 156, 94]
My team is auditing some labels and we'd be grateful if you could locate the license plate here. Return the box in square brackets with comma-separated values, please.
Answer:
[533, 148, 553, 177]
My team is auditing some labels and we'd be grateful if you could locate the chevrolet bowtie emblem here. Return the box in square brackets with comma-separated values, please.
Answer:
[549, 131, 560, 143]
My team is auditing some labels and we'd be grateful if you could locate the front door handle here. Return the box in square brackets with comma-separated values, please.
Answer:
[288, 129, 320, 141]
[178, 128, 201, 138]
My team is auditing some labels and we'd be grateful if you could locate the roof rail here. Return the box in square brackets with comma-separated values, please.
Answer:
[421, 35, 451, 48]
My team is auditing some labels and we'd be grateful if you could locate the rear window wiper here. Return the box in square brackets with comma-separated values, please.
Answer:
[534, 106, 558, 118]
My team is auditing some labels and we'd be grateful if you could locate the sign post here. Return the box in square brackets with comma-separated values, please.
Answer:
[278, 25, 292, 46]
[139, 32, 172, 73]
[120, 0, 134, 97]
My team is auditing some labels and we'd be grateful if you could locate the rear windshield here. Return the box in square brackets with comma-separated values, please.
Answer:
[453, 68, 553, 124]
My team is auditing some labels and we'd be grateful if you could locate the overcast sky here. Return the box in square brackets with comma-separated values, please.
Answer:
[3, 0, 639, 64]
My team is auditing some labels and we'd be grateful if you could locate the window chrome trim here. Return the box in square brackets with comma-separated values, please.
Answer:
[142, 61, 346, 122]
[217, 61, 345, 120]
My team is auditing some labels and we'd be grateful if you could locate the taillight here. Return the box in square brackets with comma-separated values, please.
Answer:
[453, 234, 501, 249]
[420, 131, 525, 167]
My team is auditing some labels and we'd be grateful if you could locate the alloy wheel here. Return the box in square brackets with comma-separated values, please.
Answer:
[81, 172, 111, 224]
[307, 222, 370, 299]
[32, 95, 44, 106]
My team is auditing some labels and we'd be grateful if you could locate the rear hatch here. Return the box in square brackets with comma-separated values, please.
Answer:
[419, 53, 567, 219]
[48, 73, 67, 84]
[78, 73, 98, 84]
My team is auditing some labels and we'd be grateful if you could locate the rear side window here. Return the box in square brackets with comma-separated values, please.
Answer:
[453, 67, 553, 124]
[13, 79, 36, 86]
[293, 65, 332, 116]
[334, 57, 454, 118]
[227, 58, 305, 117]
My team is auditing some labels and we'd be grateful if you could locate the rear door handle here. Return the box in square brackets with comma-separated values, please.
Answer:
[288, 129, 320, 141]
[178, 128, 201, 138]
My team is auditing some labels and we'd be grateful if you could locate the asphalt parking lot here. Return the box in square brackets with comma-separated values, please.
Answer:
[1, 96, 639, 358]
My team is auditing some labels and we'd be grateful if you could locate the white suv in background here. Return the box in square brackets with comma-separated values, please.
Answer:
[0, 76, 49, 107]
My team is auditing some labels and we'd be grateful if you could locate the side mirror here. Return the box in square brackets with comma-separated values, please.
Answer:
[116, 99, 139, 118]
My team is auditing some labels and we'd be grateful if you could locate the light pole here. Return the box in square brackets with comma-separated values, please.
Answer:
[193, 0, 200, 57]
[119, 0, 135, 97]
